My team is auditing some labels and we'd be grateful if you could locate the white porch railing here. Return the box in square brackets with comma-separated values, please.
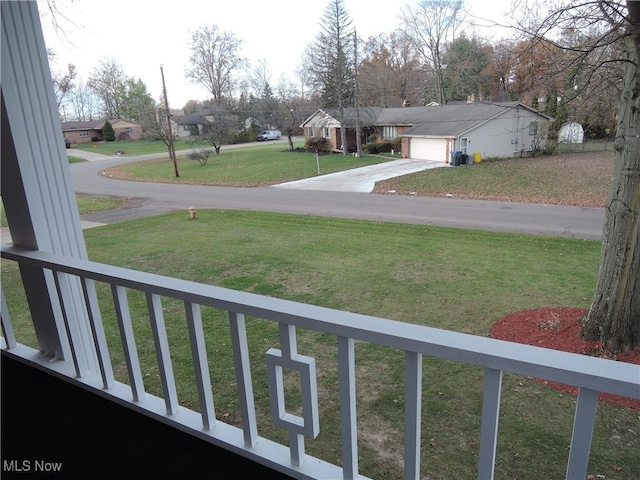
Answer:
[2, 245, 639, 480]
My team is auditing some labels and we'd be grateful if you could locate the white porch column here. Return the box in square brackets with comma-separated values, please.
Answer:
[1, 1, 97, 372]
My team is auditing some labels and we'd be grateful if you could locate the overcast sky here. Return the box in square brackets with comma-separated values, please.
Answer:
[39, 0, 513, 109]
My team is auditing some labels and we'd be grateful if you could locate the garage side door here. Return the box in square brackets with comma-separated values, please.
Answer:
[409, 138, 448, 162]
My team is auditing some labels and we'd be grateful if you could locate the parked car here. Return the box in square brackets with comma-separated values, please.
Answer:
[257, 130, 281, 141]
[64, 137, 70, 148]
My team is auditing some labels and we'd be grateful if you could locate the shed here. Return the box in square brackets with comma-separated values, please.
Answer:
[557, 122, 584, 144]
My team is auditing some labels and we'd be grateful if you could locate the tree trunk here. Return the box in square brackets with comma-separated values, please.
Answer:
[581, 1, 640, 352]
[338, 97, 348, 155]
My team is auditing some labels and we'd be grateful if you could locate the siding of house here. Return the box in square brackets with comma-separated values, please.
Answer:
[61, 119, 142, 144]
[462, 108, 545, 159]
[111, 119, 142, 141]
[65, 128, 102, 145]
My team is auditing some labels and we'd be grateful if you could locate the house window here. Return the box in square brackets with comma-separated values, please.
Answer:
[382, 126, 397, 140]
[79, 131, 89, 137]
[529, 122, 538, 136]
[124, 127, 132, 134]
[307, 127, 314, 137]
[323, 127, 330, 138]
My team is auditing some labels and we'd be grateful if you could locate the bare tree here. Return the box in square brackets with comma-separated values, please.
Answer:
[358, 32, 425, 107]
[489, 39, 519, 102]
[276, 74, 303, 151]
[185, 25, 248, 104]
[87, 58, 125, 118]
[400, 0, 465, 104]
[69, 81, 100, 121]
[294, 60, 314, 108]
[518, 0, 639, 352]
[199, 104, 236, 155]
[248, 58, 271, 97]
[48, 52, 76, 110]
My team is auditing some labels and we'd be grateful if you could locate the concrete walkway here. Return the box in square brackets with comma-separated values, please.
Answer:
[273, 158, 448, 192]
[67, 147, 113, 161]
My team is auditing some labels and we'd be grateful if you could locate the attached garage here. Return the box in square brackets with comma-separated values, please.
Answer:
[408, 137, 450, 162]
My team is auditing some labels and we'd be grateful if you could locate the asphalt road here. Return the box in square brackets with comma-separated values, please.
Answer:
[68, 145, 606, 241]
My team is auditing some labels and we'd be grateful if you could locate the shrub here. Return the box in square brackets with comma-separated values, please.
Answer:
[365, 143, 379, 154]
[305, 136, 329, 153]
[229, 130, 254, 145]
[188, 148, 212, 166]
[376, 141, 394, 153]
[142, 130, 162, 141]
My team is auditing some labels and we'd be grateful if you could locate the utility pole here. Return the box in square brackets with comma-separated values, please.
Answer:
[161, 65, 179, 177]
[354, 29, 362, 159]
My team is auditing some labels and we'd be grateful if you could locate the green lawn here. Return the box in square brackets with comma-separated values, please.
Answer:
[70, 137, 211, 156]
[1, 196, 126, 228]
[2, 210, 637, 480]
[375, 150, 613, 207]
[106, 142, 392, 186]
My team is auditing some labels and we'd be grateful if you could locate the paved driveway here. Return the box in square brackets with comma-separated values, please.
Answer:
[273, 159, 447, 192]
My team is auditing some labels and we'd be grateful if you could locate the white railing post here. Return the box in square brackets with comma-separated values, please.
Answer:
[477, 368, 503, 480]
[228, 311, 258, 446]
[53, 271, 90, 377]
[404, 351, 423, 480]
[1, 287, 17, 349]
[146, 292, 179, 416]
[111, 284, 146, 402]
[566, 387, 599, 480]
[185, 301, 215, 430]
[81, 278, 115, 389]
[338, 335, 358, 479]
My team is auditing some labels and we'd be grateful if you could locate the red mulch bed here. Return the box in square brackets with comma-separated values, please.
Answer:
[489, 307, 640, 410]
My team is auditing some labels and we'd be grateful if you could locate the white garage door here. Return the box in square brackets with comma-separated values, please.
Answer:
[409, 138, 448, 162]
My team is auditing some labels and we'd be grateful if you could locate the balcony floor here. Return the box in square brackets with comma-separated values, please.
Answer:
[1, 354, 292, 479]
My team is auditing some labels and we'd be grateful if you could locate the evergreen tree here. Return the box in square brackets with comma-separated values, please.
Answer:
[103, 119, 115, 141]
[305, 0, 355, 154]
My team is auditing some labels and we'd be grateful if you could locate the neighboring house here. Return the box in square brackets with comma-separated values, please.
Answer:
[301, 102, 553, 162]
[61, 118, 142, 144]
[171, 114, 211, 137]
[301, 107, 383, 152]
